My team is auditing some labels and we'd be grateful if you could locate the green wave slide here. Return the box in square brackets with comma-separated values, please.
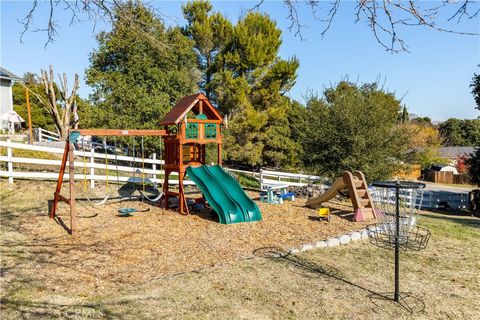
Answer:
[186, 165, 262, 224]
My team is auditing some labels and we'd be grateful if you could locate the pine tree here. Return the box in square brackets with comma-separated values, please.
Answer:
[184, 2, 301, 167]
[182, 0, 232, 100]
[86, 1, 197, 151]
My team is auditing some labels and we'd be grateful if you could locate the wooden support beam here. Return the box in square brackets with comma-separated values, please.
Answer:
[55, 193, 71, 205]
[50, 141, 70, 219]
[218, 143, 222, 165]
[25, 88, 34, 144]
[68, 142, 78, 236]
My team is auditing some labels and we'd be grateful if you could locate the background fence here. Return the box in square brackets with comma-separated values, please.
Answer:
[35, 127, 60, 142]
[1, 139, 471, 210]
[426, 170, 470, 185]
[224, 168, 323, 189]
[0, 139, 322, 189]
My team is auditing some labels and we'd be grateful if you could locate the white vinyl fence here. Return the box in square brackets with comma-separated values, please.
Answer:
[226, 168, 323, 189]
[0, 139, 192, 187]
[1, 139, 323, 189]
[35, 127, 61, 142]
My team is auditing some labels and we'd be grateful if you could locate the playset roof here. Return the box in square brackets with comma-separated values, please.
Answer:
[159, 93, 222, 126]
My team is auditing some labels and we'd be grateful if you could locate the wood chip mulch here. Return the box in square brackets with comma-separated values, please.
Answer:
[18, 189, 368, 294]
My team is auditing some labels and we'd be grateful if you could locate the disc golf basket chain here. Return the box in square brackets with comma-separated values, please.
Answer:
[367, 181, 431, 310]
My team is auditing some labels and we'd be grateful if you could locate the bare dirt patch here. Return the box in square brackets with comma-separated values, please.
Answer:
[2, 180, 367, 295]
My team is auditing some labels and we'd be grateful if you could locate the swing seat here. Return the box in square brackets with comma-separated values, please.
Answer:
[86, 195, 109, 206]
[139, 191, 164, 202]
[118, 208, 137, 214]
[118, 207, 151, 216]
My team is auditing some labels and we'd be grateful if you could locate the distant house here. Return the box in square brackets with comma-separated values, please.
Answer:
[437, 147, 475, 164]
[0, 67, 23, 133]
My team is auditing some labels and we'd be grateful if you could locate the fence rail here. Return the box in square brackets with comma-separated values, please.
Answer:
[1, 139, 323, 189]
[36, 127, 60, 142]
[224, 167, 323, 189]
[0, 139, 173, 186]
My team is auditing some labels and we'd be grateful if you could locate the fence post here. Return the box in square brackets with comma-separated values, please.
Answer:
[90, 148, 95, 189]
[6, 139, 13, 184]
[260, 168, 264, 190]
[38, 128, 43, 142]
[152, 153, 157, 187]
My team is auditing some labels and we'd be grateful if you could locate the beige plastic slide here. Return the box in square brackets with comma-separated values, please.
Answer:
[306, 171, 377, 222]
[306, 177, 346, 208]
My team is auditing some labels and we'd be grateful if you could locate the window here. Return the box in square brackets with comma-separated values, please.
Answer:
[186, 123, 198, 139]
[205, 124, 216, 139]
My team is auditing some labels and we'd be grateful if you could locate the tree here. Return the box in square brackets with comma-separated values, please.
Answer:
[399, 105, 409, 123]
[22, 66, 80, 140]
[183, 3, 301, 168]
[439, 118, 480, 146]
[466, 148, 480, 186]
[182, 0, 232, 99]
[471, 72, 480, 111]
[410, 116, 433, 126]
[404, 121, 445, 169]
[302, 81, 409, 181]
[208, 10, 300, 168]
[19, 1, 479, 53]
[85, 1, 197, 152]
[13, 74, 56, 131]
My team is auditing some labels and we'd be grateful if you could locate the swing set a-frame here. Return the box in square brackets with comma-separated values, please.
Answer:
[50, 93, 223, 236]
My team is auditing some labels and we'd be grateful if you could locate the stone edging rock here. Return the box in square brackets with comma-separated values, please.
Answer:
[288, 229, 369, 255]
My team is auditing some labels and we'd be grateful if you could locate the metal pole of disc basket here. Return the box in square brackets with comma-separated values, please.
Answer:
[368, 181, 431, 306]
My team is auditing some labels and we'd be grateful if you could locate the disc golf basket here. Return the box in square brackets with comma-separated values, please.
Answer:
[367, 181, 431, 310]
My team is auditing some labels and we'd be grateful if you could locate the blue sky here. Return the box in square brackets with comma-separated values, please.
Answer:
[1, 0, 479, 120]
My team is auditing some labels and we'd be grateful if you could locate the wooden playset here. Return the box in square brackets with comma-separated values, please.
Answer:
[159, 93, 223, 215]
[50, 93, 225, 235]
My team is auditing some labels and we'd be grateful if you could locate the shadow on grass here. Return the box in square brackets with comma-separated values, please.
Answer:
[253, 247, 425, 313]
[0, 296, 128, 319]
[421, 213, 480, 229]
[54, 216, 72, 234]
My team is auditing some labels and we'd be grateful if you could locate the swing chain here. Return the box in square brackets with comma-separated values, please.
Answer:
[141, 136, 146, 193]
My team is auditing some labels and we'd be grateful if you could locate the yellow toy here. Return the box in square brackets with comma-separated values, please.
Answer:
[318, 208, 331, 222]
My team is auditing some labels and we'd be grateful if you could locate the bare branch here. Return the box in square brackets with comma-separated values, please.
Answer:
[20, 83, 48, 107]
[251, 0, 480, 53]
[19, 0, 38, 44]
[18, 0, 480, 52]
[320, 0, 341, 38]
[250, 0, 265, 12]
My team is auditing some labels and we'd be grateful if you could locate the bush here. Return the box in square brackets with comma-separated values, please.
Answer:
[466, 147, 480, 186]
[302, 82, 409, 182]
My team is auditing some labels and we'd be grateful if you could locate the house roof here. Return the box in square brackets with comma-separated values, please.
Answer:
[159, 93, 222, 126]
[0, 67, 20, 81]
[437, 147, 475, 159]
